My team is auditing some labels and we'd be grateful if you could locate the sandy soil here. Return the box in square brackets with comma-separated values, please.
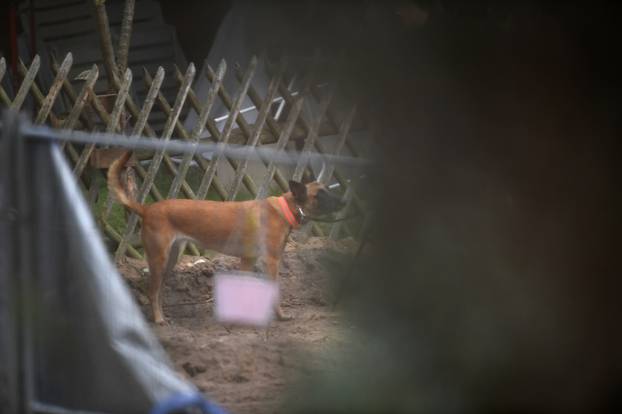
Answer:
[117, 237, 357, 414]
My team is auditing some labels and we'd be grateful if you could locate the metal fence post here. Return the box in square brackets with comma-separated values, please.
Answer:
[2, 110, 35, 414]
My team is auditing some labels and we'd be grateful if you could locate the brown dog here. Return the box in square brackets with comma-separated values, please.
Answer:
[108, 151, 345, 324]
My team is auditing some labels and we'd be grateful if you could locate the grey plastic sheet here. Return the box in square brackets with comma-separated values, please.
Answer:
[0, 117, 195, 413]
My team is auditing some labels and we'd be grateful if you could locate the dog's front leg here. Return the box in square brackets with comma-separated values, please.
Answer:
[240, 256, 257, 272]
[265, 255, 293, 321]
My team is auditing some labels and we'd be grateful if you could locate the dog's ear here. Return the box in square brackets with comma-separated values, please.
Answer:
[288, 180, 308, 202]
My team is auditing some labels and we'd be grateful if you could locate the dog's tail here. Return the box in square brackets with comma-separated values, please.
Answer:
[107, 151, 144, 217]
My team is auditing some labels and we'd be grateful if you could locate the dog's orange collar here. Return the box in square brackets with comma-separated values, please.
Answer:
[277, 196, 300, 228]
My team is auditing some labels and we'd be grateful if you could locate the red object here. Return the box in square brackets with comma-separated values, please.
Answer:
[277, 196, 300, 228]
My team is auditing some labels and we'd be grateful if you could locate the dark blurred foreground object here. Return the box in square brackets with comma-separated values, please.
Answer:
[277, 1, 622, 413]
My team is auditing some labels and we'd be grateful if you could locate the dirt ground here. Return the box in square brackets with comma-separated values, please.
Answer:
[117, 237, 358, 414]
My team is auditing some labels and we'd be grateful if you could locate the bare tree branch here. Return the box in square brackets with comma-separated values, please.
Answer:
[92, 0, 118, 88]
[117, 0, 135, 74]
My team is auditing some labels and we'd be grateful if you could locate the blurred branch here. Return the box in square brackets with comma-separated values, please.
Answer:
[117, 0, 135, 74]
[92, 0, 118, 88]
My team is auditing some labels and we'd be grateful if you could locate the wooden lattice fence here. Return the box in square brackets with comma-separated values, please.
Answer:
[0, 53, 370, 260]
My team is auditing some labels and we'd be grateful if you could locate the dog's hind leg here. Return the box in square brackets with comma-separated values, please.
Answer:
[142, 228, 175, 324]
[165, 240, 181, 277]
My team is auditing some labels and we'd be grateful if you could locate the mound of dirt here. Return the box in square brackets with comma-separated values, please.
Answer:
[118, 237, 358, 414]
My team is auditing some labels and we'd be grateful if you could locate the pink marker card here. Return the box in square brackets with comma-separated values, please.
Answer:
[214, 272, 279, 326]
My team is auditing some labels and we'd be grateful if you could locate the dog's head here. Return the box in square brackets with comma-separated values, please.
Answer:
[288, 180, 346, 216]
